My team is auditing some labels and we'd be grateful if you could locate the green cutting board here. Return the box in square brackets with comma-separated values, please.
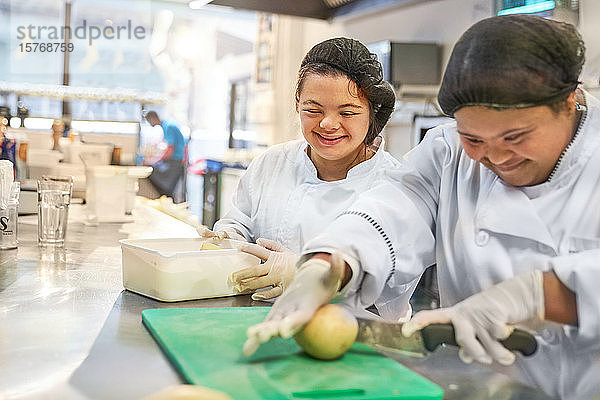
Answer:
[142, 307, 444, 400]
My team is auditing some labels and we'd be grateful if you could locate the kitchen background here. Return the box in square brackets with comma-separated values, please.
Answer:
[0, 0, 596, 224]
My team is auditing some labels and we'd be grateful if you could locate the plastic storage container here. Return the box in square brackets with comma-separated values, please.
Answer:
[85, 165, 153, 221]
[85, 165, 129, 222]
[64, 142, 113, 165]
[26, 149, 64, 179]
[120, 238, 260, 302]
[125, 166, 153, 214]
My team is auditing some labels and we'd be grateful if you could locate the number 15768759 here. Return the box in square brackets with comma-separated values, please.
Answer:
[19, 42, 74, 52]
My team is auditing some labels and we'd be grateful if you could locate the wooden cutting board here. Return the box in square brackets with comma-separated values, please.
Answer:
[142, 307, 444, 400]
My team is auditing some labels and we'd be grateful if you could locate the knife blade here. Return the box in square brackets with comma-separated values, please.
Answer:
[356, 318, 537, 358]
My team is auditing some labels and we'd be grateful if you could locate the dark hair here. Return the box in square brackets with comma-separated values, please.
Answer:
[144, 110, 159, 121]
[295, 37, 396, 145]
[438, 15, 584, 116]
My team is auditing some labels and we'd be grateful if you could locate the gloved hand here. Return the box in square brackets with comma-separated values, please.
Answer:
[197, 225, 246, 241]
[233, 238, 298, 301]
[242, 252, 346, 356]
[402, 270, 544, 366]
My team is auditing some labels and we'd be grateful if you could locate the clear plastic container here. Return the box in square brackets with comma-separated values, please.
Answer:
[120, 238, 260, 302]
[0, 181, 20, 249]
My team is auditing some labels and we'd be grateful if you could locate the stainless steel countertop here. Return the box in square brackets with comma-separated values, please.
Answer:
[0, 204, 554, 400]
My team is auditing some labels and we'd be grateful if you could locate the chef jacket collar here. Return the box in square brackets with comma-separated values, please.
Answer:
[301, 138, 386, 183]
[521, 89, 600, 199]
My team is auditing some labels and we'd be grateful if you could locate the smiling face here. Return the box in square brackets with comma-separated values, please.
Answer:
[298, 73, 370, 165]
[454, 94, 577, 187]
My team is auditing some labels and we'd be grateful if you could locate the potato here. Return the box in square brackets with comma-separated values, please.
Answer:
[200, 242, 222, 250]
[142, 384, 232, 400]
[294, 304, 358, 360]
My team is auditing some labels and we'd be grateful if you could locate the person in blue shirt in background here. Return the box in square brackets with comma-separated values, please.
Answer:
[144, 110, 186, 201]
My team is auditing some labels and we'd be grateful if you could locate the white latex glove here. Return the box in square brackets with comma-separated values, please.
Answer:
[242, 252, 346, 356]
[233, 238, 298, 301]
[196, 225, 246, 241]
[402, 271, 544, 366]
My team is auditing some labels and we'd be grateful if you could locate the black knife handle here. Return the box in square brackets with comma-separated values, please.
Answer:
[421, 323, 538, 356]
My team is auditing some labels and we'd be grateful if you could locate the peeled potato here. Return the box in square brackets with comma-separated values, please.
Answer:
[200, 242, 222, 250]
[142, 384, 232, 400]
[294, 304, 358, 360]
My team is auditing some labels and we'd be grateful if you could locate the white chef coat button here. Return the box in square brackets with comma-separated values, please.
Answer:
[475, 230, 490, 246]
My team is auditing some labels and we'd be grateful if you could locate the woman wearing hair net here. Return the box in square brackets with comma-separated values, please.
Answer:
[200, 38, 417, 320]
[244, 15, 600, 399]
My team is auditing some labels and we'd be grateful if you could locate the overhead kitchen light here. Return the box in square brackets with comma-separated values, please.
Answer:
[497, 0, 555, 15]
[189, 0, 212, 9]
[23, 117, 54, 130]
[71, 120, 140, 134]
[9, 118, 22, 128]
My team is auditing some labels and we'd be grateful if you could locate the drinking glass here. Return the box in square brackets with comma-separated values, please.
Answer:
[37, 176, 73, 247]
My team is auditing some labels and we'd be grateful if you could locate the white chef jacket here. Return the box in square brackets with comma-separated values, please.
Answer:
[214, 139, 419, 320]
[303, 90, 600, 399]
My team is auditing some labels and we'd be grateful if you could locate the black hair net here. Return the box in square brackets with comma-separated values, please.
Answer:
[438, 15, 584, 116]
[297, 37, 396, 144]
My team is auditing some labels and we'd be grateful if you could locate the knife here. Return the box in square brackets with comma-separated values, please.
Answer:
[356, 319, 537, 358]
